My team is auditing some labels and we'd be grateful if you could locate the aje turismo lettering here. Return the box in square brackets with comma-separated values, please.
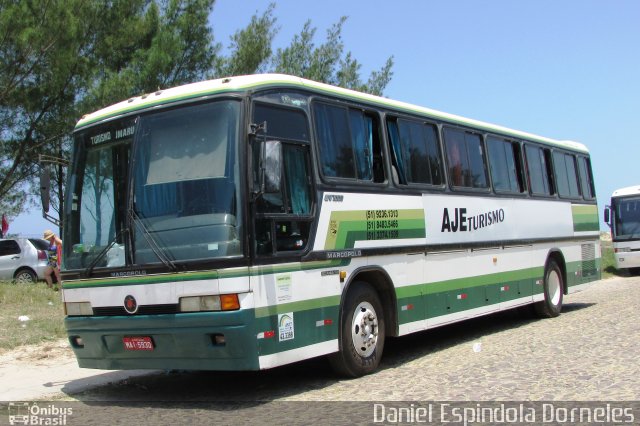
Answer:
[441, 207, 505, 233]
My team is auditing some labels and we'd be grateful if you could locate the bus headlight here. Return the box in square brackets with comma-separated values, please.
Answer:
[66, 302, 93, 316]
[614, 247, 631, 253]
[179, 294, 240, 312]
[180, 295, 220, 312]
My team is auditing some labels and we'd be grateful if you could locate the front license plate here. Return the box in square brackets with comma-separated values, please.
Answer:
[123, 336, 154, 351]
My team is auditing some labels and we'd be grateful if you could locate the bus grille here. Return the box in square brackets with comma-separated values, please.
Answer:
[92, 304, 179, 316]
[581, 243, 597, 277]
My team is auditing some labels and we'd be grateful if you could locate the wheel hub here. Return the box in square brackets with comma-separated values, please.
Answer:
[351, 301, 378, 357]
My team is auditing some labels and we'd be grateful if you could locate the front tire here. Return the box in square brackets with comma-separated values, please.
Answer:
[534, 259, 564, 318]
[329, 282, 385, 377]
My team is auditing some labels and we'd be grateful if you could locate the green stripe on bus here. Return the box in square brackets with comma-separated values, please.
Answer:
[572, 204, 599, 232]
[324, 209, 426, 250]
[62, 259, 349, 289]
[254, 295, 341, 318]
[256, 304, 339, 356]
[395, 266, 544, 299]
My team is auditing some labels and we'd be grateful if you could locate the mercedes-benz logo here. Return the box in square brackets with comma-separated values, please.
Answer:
[124, 295, 138, 314]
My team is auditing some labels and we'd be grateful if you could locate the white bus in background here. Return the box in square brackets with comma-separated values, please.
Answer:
[605, 185, 640, 274]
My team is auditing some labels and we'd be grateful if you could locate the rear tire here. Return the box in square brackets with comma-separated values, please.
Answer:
[14, 269, 37, 284]
[329, 282, 385, 377]
[628, 267, 640, 276]
[534, 259, 564, 318]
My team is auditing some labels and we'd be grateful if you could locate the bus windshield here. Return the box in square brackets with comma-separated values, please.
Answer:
[613, 196, 640, 240]
[64, 100, 243, 271]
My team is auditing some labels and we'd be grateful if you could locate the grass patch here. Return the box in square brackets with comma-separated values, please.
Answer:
[600, 240, 630, 279]
[0, 280, 66, 353]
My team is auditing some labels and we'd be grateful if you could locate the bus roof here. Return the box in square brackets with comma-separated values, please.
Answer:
[612, 185, 640, 198]
[75, 73, 589, 153]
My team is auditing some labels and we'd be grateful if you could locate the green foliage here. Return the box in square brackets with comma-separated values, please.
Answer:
[601, 240, 621, 279]
[217, 3, 277, 77]
[83, 0, 218, 112]
[272, 17, 394, 96]
[0, 1, 394, 224]
[0, 0, 94, 218]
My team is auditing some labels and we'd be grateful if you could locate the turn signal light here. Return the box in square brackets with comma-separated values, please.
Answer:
[220, 294, 240, 311]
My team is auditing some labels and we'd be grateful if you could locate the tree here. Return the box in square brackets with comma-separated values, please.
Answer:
[82, 0, 218, 115]
[0, 1, 394, 225]
[272, 16, 394, 96]
[216, 3, 277, 77]
[0, 0, 96, 225]
[0, 0, 219, 230]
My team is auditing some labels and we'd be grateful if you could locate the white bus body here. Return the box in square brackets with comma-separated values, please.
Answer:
[605, 185, 640, 273]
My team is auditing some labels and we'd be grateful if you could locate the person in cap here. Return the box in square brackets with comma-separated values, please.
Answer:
[43, 229, 62, 290]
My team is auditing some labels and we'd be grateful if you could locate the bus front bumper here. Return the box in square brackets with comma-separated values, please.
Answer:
[615, 250, 640, 270]
[65, 309, 259, 371]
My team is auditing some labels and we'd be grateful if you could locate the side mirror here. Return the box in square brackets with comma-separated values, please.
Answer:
[40, 166, 51, 214]
[263, 140, 282, 193]
[604, 205, 611, 226]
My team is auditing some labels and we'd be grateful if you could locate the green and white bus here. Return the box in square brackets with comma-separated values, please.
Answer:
[604, 185, 640, 274]
[60, 74, 600, 377]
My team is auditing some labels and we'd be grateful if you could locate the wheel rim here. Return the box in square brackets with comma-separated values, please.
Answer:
[547, 269, 562, 306]
[350, 301, 379, 357]
[15, 272, 34, 284]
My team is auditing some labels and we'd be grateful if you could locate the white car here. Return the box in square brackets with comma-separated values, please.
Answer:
[0, 237, 51, 283]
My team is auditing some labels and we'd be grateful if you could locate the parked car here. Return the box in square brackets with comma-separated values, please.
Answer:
[0, 238, 50, 283]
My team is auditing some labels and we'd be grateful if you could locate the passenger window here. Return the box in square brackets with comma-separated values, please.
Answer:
[486, 136, 525, 194]
[387, 118, 443, 186]
[577, 156, 596, 199]
[525, 145, 555, 196]
[443, 127, 488, 189]
[553, 152, 580, 198]
[313, 103, 383, 183]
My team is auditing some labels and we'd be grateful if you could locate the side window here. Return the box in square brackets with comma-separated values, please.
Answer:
[577, 156, 596, 199]
[313, 102, 383, 183]
[553, 152, 580, 199]
[443, 127, 488, 189]
[253, 103, 314, 256]
[0, 240, 20, 256]
[525, 145, 555, 196]
[486, 136, 525, 194]
[387, 118, 443, 186]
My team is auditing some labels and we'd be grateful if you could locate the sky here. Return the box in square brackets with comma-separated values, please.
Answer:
[8, 0, 640, 236]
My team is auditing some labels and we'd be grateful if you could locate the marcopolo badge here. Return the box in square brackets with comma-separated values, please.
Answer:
[124, 295, 138, 314]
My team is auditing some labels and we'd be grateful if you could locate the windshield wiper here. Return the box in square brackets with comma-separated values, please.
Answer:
[129, 208, 178, 272]
[84, 227, 129, 277]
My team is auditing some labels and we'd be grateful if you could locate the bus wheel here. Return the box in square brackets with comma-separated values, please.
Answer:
[329, 282, 385, 377]
[534, 259, 564, 318]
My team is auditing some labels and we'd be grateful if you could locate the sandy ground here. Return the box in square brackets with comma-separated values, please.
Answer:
[0, 339, 155, 401]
